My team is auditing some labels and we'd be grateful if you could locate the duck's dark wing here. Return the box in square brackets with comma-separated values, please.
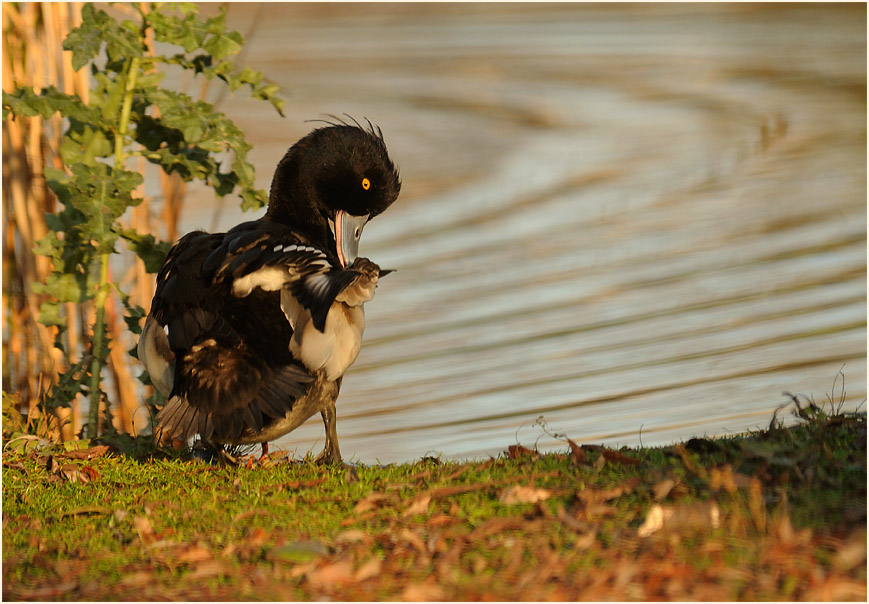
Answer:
[142, 222, 361, 444]
[201, 221, 362, 332]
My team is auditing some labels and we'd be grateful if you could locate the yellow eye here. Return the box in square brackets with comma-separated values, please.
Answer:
[361, 177, 371, 191]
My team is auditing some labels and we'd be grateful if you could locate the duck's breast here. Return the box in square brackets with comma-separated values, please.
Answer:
[282, 293, 366, 382]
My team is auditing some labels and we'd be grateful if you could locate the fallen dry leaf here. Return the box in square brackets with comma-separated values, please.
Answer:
[334, 529, 371, 545]
[499, 485, 552, 505]
[62, 445, 110, 460]
[595, 446, 642, 466]
[119, 571, 152, 588]
[354, 556, 382, 581]
[832, 531, 867, 572]
[427, 514, 456, 528]
[44, 454, 59, 474]
[12, 582, 78, 600]
[177, 545, 212, 565]
[567, 438, 587, 465]
[60, 506, 110, 519]
[574, 529, 597, 550]
[287, 560, 319, 579]
[593, 454, 606, 470]
[638, 501, 721, 538]
[49, 460, 98, 484]
[232, 509, 270, 523]
[448, 459, 494, 482]
[146, 539, 181, 552]
[468, 517, 529, 539]
[133, 516, 155, 543]
[709, 464, 753, 493]
[280, 477, 327, 491]
[353, 492, 395, 514]
[60, 463, 80, 482]
[673, 444, 706, 478]
[341, 511, 374, 527]
[555, 504, 590, 533]
[637, 504, 669, 537]
[506, 444, 537, 459]
[403, 484, 490, 517]
[403, 493, 432, 517]
[652, 478, 677, 501]
[2, 461, 28, 474]
[747, 476, 766, 533]
[805, 576, 868, 602]
[221, 543, 237, 559]
[306, 558, 355, 589]
[186, 559, 225, 580]
[578, 477, 641, 505]
[246, 527, 268, 548]
[398, 528, 427, 552]
[430, 484, 492, 498]
[403, 580, 445, 602]
[774, 508, 795, 544]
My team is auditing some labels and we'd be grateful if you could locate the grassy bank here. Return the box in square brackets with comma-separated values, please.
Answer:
[2, 403, 865, 601]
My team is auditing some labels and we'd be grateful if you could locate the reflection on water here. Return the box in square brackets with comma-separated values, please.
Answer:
[176, 3, 866, 462]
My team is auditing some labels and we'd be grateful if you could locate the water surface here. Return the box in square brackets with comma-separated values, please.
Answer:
[175, 3, 866, 462]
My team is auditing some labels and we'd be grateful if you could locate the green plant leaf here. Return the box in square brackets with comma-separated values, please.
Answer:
[241, 188, 269, 212]
[2, 87, 100, 122]
[237, 66, 263, 86]
[38, 300, 67, 328]
[60, 121, 113, 164]
[63, 3, 105, 71]
[121, 303, 147, 337]
[118, 229, 171, 273]
[41, 357, 93, 411]
[9, 0, 286, 428]
[148, 6, 209, 53]
[64, 4, 144, 70]
[33, 273, 85, 304]
[202, 9, 242, 59]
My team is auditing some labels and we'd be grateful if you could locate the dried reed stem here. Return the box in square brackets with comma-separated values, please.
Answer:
[2, 2, 160, 441]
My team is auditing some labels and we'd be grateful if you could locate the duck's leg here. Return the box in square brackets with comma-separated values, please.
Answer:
[315, 402, 342, 464]
[260, 442, 270, 459]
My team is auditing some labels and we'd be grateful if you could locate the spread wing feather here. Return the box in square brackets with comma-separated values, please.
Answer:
[290, 270, 363, 331]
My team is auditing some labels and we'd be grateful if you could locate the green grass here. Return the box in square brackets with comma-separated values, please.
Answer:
[2, 404, 866, 601]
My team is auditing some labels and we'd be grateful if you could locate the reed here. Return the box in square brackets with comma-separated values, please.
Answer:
[4, 2, 75, 439]
[1, 4, 177, 440]
[2, 2, 281, 442]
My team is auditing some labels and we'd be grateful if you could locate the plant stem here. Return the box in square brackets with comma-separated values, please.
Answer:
[87, 251, 110, 437]
[86, 56, 140, 439]
[114, 56, 139, 166]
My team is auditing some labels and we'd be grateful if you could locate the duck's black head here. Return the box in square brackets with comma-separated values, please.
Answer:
[266, 121, 401, 266]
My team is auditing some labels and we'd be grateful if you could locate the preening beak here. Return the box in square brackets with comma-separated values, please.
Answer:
[329, 210, 370, 268]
